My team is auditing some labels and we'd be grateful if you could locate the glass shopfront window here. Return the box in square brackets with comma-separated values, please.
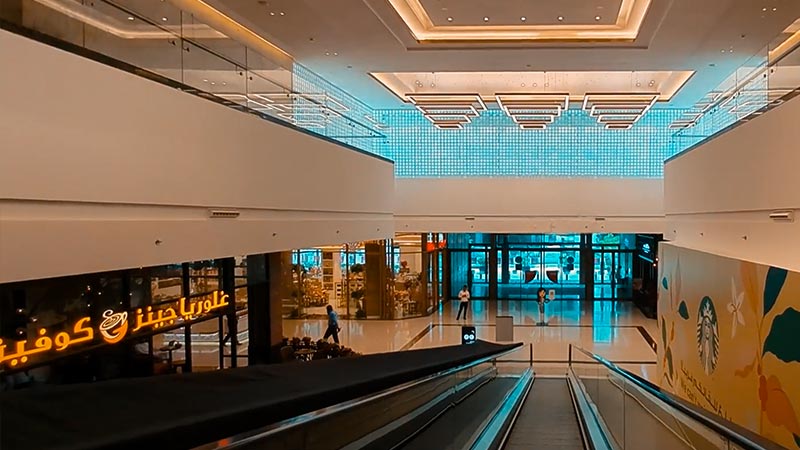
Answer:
[0, 253, 268, 389]
[446, 233, 639, 301]
[496, 234, 582, 300]
[283, 235, 442, 321]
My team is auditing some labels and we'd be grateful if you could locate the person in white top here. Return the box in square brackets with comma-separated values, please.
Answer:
[457, 285, 470, 320]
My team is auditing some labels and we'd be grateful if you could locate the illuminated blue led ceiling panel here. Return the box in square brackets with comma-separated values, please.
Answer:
[373, 108, 687, 178]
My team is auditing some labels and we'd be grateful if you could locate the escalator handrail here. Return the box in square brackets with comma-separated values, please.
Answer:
[569, 345, 786, 450]
[204, 344, 522, 448]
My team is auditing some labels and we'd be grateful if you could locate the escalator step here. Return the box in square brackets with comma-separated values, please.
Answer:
[505, 378, 584, 450]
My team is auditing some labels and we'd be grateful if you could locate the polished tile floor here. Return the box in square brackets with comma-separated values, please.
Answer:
[284, 300, 659, 380]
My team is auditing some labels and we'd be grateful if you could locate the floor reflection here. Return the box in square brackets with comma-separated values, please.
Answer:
[283, 300, 658, 380]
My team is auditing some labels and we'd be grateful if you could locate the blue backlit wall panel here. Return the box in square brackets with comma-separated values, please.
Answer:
[374, 108, 686, 178]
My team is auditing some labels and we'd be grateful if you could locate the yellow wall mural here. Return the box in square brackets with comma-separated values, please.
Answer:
[659, 244, 800, 448]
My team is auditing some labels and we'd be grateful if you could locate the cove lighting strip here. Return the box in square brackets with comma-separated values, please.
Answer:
[582, 93, 659, 130]
[407, 94, 486, 129]
[495, 93, 569, 130]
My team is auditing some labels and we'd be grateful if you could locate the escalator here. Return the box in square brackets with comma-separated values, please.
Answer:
[394, 375, 585, 450]
[503, 378, 583, 450]
[0, 341, 786, 450]
[399, 378, 519, 450]
[218, 343, 781, 450]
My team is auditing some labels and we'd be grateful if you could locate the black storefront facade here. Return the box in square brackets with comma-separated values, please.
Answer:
[0, 254, 285, 390]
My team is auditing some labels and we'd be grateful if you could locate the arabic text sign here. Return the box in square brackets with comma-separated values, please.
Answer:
[0, 291, 229, 370]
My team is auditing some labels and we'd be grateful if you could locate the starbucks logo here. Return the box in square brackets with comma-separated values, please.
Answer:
[697, 297, 720, 375]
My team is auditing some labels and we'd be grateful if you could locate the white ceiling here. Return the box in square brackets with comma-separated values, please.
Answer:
[208, 0, 800, 108]
[418, 0, 624, 26]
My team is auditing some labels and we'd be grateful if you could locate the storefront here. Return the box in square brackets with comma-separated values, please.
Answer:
[284, 233, 446, 320]
[447, 233, 652, 302]
[0, 255, 284, 389]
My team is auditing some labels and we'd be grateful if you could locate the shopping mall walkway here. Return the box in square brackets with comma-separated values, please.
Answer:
[284, 300, 658, 379]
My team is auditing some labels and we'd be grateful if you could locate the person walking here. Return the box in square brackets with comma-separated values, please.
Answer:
[323, 304, 341, 344]
[457, 285, 470, 320]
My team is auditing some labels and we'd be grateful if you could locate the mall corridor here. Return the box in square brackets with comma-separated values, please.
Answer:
[285, 300, 659, 379]
[2, 0, 800, 449]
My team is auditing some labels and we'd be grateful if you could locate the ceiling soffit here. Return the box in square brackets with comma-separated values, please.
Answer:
[381, 0, 653, 44]
[370, 71, 695, 103]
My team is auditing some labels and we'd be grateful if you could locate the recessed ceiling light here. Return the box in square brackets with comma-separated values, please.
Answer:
[773, 7, 777, 11]
[270, 11, 275, 16]
[127, 16, 134, 21]
[333, 52, 339, 56]
[483, 16, 490, 22]
[521, 16, 527, 22]
[595, 16, 601, 21]
[447, 17, 453, 22]
[325, 52, 330, 56]
[636, 82, 641, 87]
[161, 17, 168, 21]
[203, 79, 208, 82]
[280, 12, 285, 16]
[521, 83, 526, 87]
[557, 16, 564, 21]
[762, 7, 767, 11]
[430, 83, 435, 87]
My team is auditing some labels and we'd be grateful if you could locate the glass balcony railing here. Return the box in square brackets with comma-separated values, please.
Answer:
[0, 0, 387, 153]
[569, 345, 786, 450]
[669, 18, 800, 154]
[3, 2, 799, 174]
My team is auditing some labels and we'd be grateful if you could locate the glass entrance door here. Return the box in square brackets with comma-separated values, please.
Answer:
[594, 250, 634, 300]
[496, 248, 582, 300]
[469, 245, 489, 299]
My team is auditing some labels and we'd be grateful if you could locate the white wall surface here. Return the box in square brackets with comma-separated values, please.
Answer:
[0, 29, 394, 283]
[394, 178, 665, 234]
[664, 94, 800, 272]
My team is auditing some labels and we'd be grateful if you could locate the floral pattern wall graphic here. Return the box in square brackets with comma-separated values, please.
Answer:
[659, 244, 800, 449]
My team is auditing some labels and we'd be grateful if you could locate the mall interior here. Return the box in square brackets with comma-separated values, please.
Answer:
[1, 0, 799, 449]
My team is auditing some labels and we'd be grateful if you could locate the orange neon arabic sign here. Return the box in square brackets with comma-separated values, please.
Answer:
[0, 290, 229, 370]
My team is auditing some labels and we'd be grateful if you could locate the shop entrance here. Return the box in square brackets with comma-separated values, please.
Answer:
[449, 233, 640, 302]
[592, 250, 634, 300]
[468, 244, 490, 299]
[497, 248, 582, 300]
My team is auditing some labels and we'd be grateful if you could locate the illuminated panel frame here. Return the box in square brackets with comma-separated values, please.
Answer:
[408, 94, 486, 129]
[582, 93, 659, 129]
[495, 93, 569, 130]
[388, 0, 652, 42]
